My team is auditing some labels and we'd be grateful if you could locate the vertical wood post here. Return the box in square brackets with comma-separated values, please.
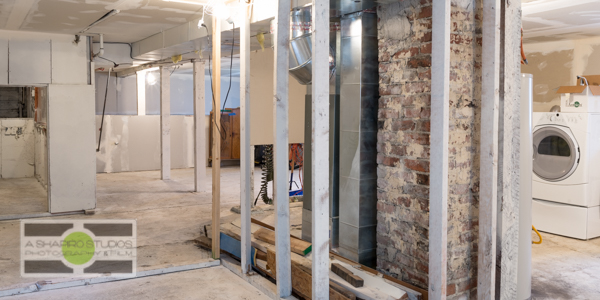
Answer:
[160, 67, 171, 180]
[429, 0, 450, 298]
[311, 0, 330, 298]
[193, 60, 206, 192]
[478, 0, 501, 298]
[250, 145, 255, 208]
[211, 16, 222, 260]
[273, 0, 292, 296]
[498, 1, 522, 298]
[240, 1, 252, 274]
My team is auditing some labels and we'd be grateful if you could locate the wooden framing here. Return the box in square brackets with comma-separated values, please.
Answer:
[211, 16, 222, 260]
[193, 60, 206, 192]
[239, 0, 252, 274]
[160, 66, 171, 180]
[478, 0, 501, 297]
[429, 0, 450, 298]
[311, 0, 330, 298]
[273, 0, 292, 296]
[498, 1, 522, 298]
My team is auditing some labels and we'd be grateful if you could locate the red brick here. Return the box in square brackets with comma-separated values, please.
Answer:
[404, 133, 430, 145]
[417, 5, 432, 19]
[381, 156, 400, 167]
[416, 173, 429, 185]
[392, 120, 416, 131]
[404, 159, 429, 172]
[407, 56, 431, 68]
[447, 283, 456, 296]
[396, 197, 411, 207]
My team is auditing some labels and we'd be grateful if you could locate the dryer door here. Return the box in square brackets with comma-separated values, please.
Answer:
[533, 125, 580, 182]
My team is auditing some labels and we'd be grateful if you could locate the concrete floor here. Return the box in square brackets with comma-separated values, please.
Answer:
[531, 231, 600, 299]
[9, 266, 270, 300]
[0, 166, 276, 296]
[0, 177, 47, 216]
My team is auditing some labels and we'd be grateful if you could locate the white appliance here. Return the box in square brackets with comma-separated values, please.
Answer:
[532, 111, 600, 239]
[518, 74, 533, 300]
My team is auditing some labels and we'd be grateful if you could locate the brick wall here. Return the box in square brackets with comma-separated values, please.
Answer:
[376, 0, 482, 298]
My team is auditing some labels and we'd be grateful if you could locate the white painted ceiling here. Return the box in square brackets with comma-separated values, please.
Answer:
[523, 0, 600, 43]
[0, 0, 208, 43]
[1, 0, 597, 46]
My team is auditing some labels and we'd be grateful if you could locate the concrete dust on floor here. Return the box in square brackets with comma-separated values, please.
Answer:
[531, 231, 600, 299]
[0, 177, 46, 216]
[9, 266, 271, 300]
[0, 167, 256, 293]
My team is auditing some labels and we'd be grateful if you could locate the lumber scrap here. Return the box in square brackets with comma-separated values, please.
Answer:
[267, 249, 355, 300]
[254, 227, 312, 256]
[331, 263, 364, 287]
[330, 252, 426, 300]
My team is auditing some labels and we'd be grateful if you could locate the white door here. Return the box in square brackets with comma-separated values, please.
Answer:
[47, 85, 96, 213]
[532, 125, 579, 182]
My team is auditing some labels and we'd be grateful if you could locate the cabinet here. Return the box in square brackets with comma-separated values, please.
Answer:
[209, 107, 240, 161]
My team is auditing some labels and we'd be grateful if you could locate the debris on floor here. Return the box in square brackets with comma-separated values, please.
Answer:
[195, 202, 425, 300]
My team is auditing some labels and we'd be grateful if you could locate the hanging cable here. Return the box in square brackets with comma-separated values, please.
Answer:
[96, 68, 111, 152]
[221, 22, 235, 112]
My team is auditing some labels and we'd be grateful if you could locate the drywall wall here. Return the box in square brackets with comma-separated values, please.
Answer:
[95, 73, 137, 115]
[523, 36, 600, 112]
[0, 29, 88, 85]
[97, 67, 238, 116]
[34, 125, 47, 189]
[0, 118, 34, 178]
[249, 47, 305, 145]
[48, 84, 96, 213]
[95, 115, 209, 173]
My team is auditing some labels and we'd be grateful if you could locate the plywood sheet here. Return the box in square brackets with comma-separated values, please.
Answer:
[48, 85, 96, 213]
[1, 119, 35, 178]
[9, 39, 51, 85]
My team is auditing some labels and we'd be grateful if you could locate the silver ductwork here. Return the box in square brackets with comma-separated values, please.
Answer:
[272, 6, 336, 85]
[337, 10, 378, 267]
[297, 0, 378, 268]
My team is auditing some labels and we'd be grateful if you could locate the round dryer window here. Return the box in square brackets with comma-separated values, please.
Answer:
[532, 125, 579, 181]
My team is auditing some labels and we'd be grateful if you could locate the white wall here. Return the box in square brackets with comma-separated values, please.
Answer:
[95, 73, 137, 115]
[34, 125, 47, 189]
[0, 119, 34, 178]
[523, 36, 600, 112]
[48, 85, 96, 213]
[95, 115, 209, 173]
[0, 29, 95, 213]
[0, 29, 88, 85]
[250, 47, 306, 145]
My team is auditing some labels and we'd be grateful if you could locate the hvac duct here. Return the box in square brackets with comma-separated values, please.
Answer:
[276, 6, 337, 85]
[336, 10, 378, 267]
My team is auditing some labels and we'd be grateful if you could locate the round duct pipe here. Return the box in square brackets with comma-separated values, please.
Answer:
[270, 6, 336, 85]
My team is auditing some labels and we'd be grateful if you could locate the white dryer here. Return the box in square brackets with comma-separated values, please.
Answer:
[532, 112, 600, 239]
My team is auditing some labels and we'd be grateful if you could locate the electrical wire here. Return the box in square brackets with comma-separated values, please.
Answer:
[200, 24, 226, 140]
[97, 56, 120, 67]
[221, 22, 234, 113]
[96, 68, 111, 152]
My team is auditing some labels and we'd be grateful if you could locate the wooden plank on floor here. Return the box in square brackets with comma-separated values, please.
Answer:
[254, 227, 311, 256]
[331, 263, 364, 288]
